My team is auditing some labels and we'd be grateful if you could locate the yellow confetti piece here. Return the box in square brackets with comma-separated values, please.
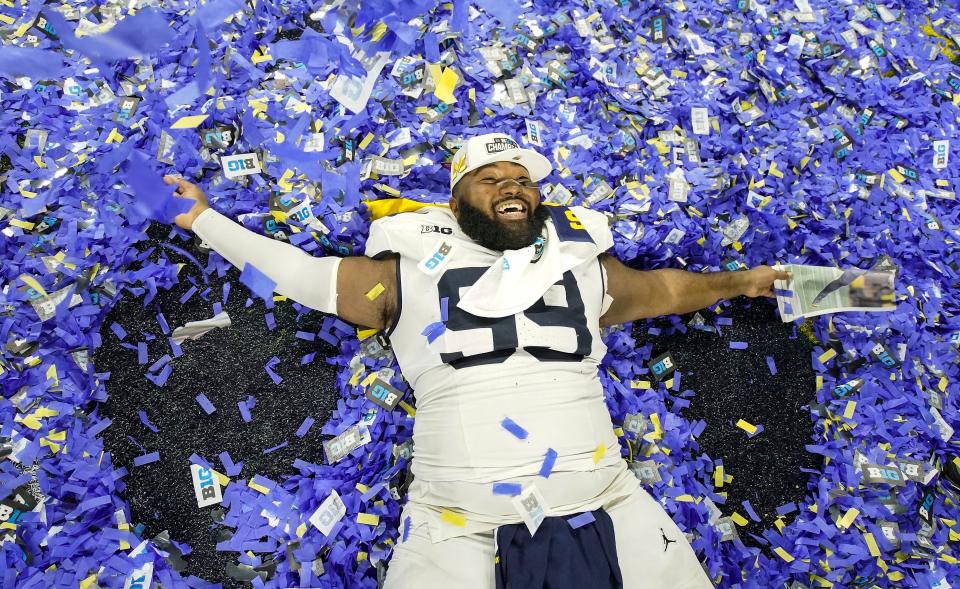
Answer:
[39, 438, 60, 454]
[360, 372, 377, 388]
[888, 169, 906, 183]
[735, 419, 757, 435]
[80, 573, 99, 589]
[365, 282, 385, 301]
[9, 219, 35, 230]
[356, 551, 368, 562]
[592, 443, 606, 464]
[0, 13, 14, 24]
[773, 547, 795, 563]
[106, 128, 124, 144]
[939, 376, 948, 392]
[434, 67, 460, 104]
[170, 114, 209, 129]
[398, 400, 416, 417]
[374, 183, 401, 197]
[248, 481, 271, 494]
[251, 46, 273, 64]
[887, 571, 904, 582]
[837, 507, 859, 529]
[769, 161, 785, 179]
[649, 413, 662, 440]
[818, 348, 837, 363]
[214, 470, 230, 487]
[348, 367, 365, 387]
[730, 512, 748, 526]
[296, 523, 307, 538]
[356, 483, 369, 493]
[864, 532, 881, 557]
[675, 494, 695, 502]
[843, 401, 856, 419]
[18, 415, 42, 430]
[629, 379, 651, 389]
[13, 22, 32, 38]
[714, 465, 724, 489]
[356, 513, 380, 526]
[277, 169, 295, 192]
[358, 132, 375, 151]
[357, 327, 379, 340]
[440, 509, 466, 526]
[19, 274, 48, 297]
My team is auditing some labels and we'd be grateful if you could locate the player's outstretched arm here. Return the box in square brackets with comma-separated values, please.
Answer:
[598, 254, 791, 327]
[166, 176, 396, 330]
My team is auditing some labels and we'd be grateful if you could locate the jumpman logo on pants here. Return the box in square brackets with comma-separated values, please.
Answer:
[660, 528, 676, 552]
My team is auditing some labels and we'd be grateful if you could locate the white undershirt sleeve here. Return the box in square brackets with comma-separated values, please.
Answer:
[191, 208, 341, 314]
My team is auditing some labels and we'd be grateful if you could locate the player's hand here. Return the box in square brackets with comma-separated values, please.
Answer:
[742, 265, 792, 298]
[164, 176, 210, 231]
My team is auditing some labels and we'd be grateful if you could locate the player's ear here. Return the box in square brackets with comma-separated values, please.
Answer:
[449, 181, 462, 216]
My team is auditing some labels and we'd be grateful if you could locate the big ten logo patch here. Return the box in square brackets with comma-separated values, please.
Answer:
[227, 158, 256, 172]
[933, 140, 949, 170]
[832, 378, 863, 399]
[115, 97, 140, 123]
[398, 65, 425, 89]
[629, 460, 662, 484]
[309, 490, 347, 536]
[650, 14, 667, 43]
[648, 352, 676, 381]
[420, 224, 453, 235]
[0, 501, 26, 526]
[512, 485, 547, 535]
[262, 217, 288, 241]
[365, 378, 404, 411]
[870, 342, 899, 368]
[35, 215, 58, 234]
[221, 153, 261, 178]
[878, 521, 900, 547]
[895, 163, 919, 182]
[918, 489, 935, 523]
[418, 241, 454, 275]
[895, 459, 925, 482]
[288, 202, 313, 224]
[622, 413, 649, 436]
[862, 464, 905, 487]
[190, 464, 223, 507]
[201, 128, 234, 150]
[32, 13, 56, 38]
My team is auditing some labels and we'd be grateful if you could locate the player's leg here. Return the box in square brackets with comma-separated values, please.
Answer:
[604, 487, 714, 588]
[383, 516, 496, 588]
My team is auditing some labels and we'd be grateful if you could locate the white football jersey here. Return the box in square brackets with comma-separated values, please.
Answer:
[365, 204, 638, 541]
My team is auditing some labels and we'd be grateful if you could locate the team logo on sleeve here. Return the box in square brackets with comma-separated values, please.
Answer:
[452, 153, 468, 176]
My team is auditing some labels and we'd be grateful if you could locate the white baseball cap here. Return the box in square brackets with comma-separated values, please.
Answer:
[449, 132, 552, 191]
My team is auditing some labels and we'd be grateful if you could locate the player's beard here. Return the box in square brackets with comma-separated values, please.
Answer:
[456, 198, 549, 252]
